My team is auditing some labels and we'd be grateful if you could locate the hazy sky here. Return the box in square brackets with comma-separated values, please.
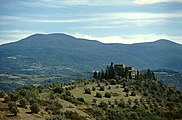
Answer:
[0, 0, 182, 44]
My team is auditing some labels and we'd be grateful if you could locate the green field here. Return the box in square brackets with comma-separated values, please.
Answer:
[71, 82, 141, 105]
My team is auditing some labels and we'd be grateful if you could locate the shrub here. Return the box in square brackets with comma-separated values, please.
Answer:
[30, 103, 40, 114]
[134, 99, 139, 105]
[85, 88, 91, 94]
[9, 93, 18, 101]
[140, 98, 144, 103]
[8, 102, 19, 116]
[53, 101, 63, 110]
[114, 99, 119, 105]
[105, 92, 111, 98]
[107, 110, 125, 120]
[0, 91, 5, 98]
[143, 92, 148, 96]
[130, 112, 139, 120]
[50, 94, 55, 100]
[65, 90, 71, 96]
[4, 95, 11, 103]
[65, 110, 87, 120]
[111, 104, 115, 108]
[19, 98, 28, 108]
[98, 101, 108, 109]
[100, 86, 105, 91]
[46, 114, 65, 120]
[8, 101, 16, 109]
[92, 99, 97, 104]
[130, 91, 136, 96]
[54, 87, 64, 94]
[28, 97, 38, 105]
[125, 92, 129, 97]
[92, 108, 104, 117]
[122, 82, 126, 88]
[105, 82, 109, 86]
[92, 87, 96, 91]
[110, 79, 117, 85]
[118, 100, 126, 108]
[128, 99, 132, 105]
[19, 90, 27, 96]
[77, 97, 85, 103]
[51, 101, 63, 114]
[46, 101, 63, 114]
[108, 86, 111, 90]
[96, 92, 102, 98]
[9, 106, 19, 116]
[123, 87, 129, 92]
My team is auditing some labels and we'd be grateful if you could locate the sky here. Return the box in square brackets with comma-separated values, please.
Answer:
[0, 0, 182, 44]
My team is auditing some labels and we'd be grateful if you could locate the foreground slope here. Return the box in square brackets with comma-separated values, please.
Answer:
[0, 76, 182, 120]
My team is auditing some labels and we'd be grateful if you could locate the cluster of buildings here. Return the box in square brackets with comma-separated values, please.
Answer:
[114, 64, 139, 79]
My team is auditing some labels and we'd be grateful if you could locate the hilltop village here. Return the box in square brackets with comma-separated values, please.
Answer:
[93, 62, 155, 81]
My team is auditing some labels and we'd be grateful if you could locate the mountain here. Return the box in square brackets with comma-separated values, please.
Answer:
[0, 33, 182, 78]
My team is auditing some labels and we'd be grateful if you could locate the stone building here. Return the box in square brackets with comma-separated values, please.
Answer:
[114, 64, 138, 79]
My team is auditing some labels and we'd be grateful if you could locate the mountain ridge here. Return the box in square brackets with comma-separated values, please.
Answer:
[2, 33, 181, 46]
[0, 33, 182, 77]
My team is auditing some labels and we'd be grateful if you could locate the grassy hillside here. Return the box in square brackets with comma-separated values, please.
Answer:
[0, 76, 182, 120]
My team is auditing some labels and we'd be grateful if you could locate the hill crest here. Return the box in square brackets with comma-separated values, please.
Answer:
[0, 33, 182, 77]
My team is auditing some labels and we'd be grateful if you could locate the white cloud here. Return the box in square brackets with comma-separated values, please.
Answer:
[133, 0, 182, 5]
[1, 11, 181, 26]
[0, 30, 44, 45]
[73, 33, 182, 44]
[0, 15, 98, 24]
[98, 12, 182, 20]
[19, 0, 131, 8]
[18, 0, 182, 8]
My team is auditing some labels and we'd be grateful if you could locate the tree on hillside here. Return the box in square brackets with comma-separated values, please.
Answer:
[101, 69, 105, 79]
[93, 71, 98, 79]
[8, 102, 19, 116]
[114, 66, 126, 78]
[92, 87, 96, 91]
[19, 98, 28, 108]
[9, 93, 18, 101]
[97, 72, 101, 80]
[30, 103, 40, 114]
[118, 99, 126, 108]
[98, 101, 108, 110]
[144, 69, 156, 80]
[92, 99, 97, 104]
[105, 92, 111, 98]
[108, 62, 115, 79]
[130, 91, 136, 96]
[4, 95, 11, 103]
[54, 87, 64, 94]
[0, 91, 5, 98]
[105, 66, 109, 79]
[96, 92, 102, 98]
[100, 86, 105, 91]
[85, 88, 91, 94]
[9, 106, 19, 116]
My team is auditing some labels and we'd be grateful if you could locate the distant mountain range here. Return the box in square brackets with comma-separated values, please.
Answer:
[0, 33, 182, 77]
